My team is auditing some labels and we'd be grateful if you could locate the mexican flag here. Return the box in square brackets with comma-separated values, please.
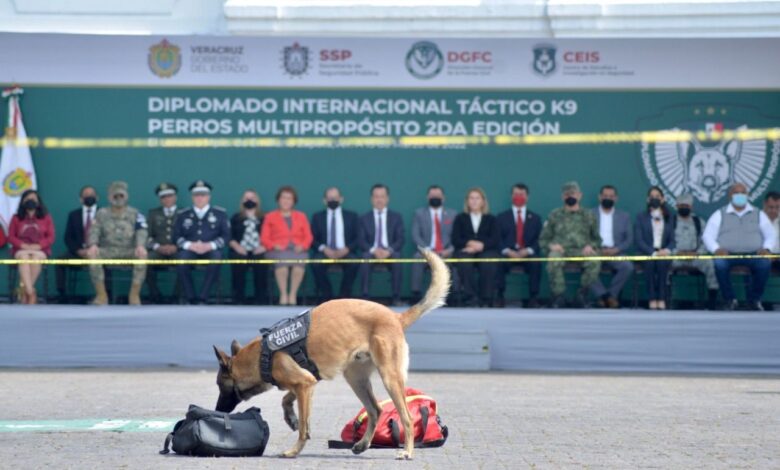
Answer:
[0, 86, 37, 231]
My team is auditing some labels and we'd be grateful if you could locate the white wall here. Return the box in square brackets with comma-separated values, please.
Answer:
[0, 0, 777, 37]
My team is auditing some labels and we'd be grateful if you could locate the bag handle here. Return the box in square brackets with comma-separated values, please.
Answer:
[389, 419, 401, 448]
[418, 406, 429, 444]
[159, 432, 173, 455]
[223, 414, 232, 431]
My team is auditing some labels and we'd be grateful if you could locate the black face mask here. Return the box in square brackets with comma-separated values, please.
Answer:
[23, 200, 38, 211]
[428, 197, 443, 208]
[83, 196, 96, 207]
[677, 207, 692, 217]
[648, 198, 662, 209]
[326, 200, 340, 210]
[243, 200, 257, 209]
[564, 196, 578, 207]
[600, 199, 615, 209]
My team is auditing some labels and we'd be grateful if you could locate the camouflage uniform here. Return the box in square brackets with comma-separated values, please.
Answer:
[88, 184, 148, 288]
[539, 207, 602, 296]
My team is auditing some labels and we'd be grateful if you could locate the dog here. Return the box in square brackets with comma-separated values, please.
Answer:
[213, 248, 450, 460]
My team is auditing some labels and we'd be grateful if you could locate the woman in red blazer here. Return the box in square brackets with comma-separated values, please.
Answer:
[261, 186, 313, 305]
[8, 189, 55, 304]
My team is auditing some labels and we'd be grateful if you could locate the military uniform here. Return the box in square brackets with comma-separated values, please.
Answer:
[539, 207, 602, 296]
[174, 180, 230, 304]
[88, 181, 148, 305]
[146, 182, 179, 302]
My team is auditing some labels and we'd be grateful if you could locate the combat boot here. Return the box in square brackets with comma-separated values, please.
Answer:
[91, 282, 108, 306]
[128, 282, 143, 306]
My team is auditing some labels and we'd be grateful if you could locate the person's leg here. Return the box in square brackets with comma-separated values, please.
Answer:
[199, 250, 222, 303]
[645, 261, 659, 301]
[251, 255, 269, 304]
[27, 251, 46, 303]
[478, 251, 499, 306]
[359, 254, 373, 298]
[546, 251, 566, 300]
[339, 253, 359, 298]
[88, 248, 108, 305]
[713, 258, 735, 302]
[695, 258, 720, 290]
[495, 260, 509, 301]
[310, 252, 332, 301]
[410, 252, 424, 299]
[608, 260, 633, 299]
[231, 258, 247, 304]
[657, 260, 671, 308]
[747, 257, 771, 304]
[526, 259, 542, 303]
[457, 251, 477, 304]
[55, 254, 68, 302]
[275, 266, 290, 304]
[176, 250, 197, 303]
[580, 259, 602, 289]
[128, 248, 147, 305]
[289, 265, 306, 305]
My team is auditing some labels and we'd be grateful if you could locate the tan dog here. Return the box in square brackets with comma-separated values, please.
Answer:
[213, 249, 450, 460]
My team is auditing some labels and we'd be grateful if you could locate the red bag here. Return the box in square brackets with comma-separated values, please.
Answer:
[328, 387, 448, 449]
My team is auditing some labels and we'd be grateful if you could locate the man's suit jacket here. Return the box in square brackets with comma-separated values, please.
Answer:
[311, 208, 359, 253]
[451, 212, 501, 252]
[64, 207, 93, 255]
[411, 206, 457, 251]
[592, 207, 634, 254]
[497, 207, 542, 254]
[358, 209, 405, 254]
[634, 212, 676, 255]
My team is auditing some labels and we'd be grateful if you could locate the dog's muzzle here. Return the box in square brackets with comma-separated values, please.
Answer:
[215, 386, 242, 413]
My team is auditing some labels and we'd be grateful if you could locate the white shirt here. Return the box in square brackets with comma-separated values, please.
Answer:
[470, 213, 482, 233]
[82, 205, 97, 227]
[702, 203, 775, 252]
[500, 205, 535, 256]
[650, 209, 664, 250]
[428, 207, 443, 249]
[320, 207, 345, 251]
[163, 205, 177, 217]
[598, 207, 615, 248]
[771, 216, 780, 254]
[371, 209, 390, 253]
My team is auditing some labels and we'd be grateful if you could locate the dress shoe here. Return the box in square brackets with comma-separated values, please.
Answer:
[721, 299, 739, 311]
[549, 295, 566, 309]
[606, 296, 620, 309]
[527, 298, 542, 308]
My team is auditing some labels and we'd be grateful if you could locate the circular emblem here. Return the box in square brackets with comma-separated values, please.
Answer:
[405, 41, 444, 80]
[2, 167, 33, 197]
[638, 105, 780, 214]
[148, 39, 182, 78]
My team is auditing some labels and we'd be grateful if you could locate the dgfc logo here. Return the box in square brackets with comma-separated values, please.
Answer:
[405, 41, 444, 80]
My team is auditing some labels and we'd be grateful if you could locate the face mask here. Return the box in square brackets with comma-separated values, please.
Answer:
[732, 193, 748, 207]
[648, 198, 662, 209]
[83, 196, 96, 207]
[564, 196, 578, 207]
[512, 195, 527, 207]
[326, 200, 340, 210]
[428, 197, 443, 208]
[677, 207, 692, 217]
[600, 199, 615, 209]
[23, 200, 38, 211]
[243, 200, 257, 209]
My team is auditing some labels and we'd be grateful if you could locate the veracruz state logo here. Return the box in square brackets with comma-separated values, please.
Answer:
[405, 41, 444, 80]
[2, 168, 33, 197]
[532, 44, 557, 77]
[639, 105, 780, 213]
[148, 39, 182, 78]
[282, 42, 310, 77]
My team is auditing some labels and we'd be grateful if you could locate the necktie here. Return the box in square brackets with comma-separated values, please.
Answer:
[328, 211, 337, 249]
[434, 212, 443, 253]
[516, 210, 525, 249]
[84, 209, 92, 243]
[375, 212, 384, 249]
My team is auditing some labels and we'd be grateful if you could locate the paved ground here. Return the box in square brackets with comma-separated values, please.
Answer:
[0, 370, 778, 469]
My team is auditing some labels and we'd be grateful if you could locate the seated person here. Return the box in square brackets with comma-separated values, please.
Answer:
[146, 182, 179, 303]
[229, 190, 268, 305]
[56, 185, 98, 303]
[8, 190, 55, 304]
[634, 186, 675, 310]
[411, 185, 456, 303]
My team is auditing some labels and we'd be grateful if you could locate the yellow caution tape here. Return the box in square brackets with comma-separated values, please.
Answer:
[1, 128, 778, 149]
[3, 253, 779, 265]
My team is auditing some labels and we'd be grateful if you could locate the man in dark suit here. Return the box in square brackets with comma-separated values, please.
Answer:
[174, 180, 230, 305]
[590, 185, 634, 308]
[496, 183, 543, 308]
[146, 182, 179, 303]
[358, 184, 405, 306]
[310, 186, 359, 302]
[55, 185, 99, 303]
[410, 185, 457, 302]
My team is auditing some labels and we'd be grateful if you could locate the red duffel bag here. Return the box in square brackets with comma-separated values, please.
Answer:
[328, 387, 448, 449]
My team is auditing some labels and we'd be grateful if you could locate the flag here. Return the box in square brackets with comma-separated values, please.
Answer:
[705, 122, 724, 133]
[0, 86, 37, 231]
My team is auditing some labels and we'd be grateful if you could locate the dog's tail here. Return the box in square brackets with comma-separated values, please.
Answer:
[399, 248, 451, 330]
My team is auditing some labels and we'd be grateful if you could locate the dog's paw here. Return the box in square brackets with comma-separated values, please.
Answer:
[280, 449, 299, 459]
[395, 450, 413, 460]
[284, 414, 299, 431]
[351, 441, 369, 455]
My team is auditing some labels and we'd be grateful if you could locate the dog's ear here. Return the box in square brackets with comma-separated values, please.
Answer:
[213, 345, 231, 370]
[230, 339, 242, 356]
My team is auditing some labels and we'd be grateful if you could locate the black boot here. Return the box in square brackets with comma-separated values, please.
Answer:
[707, 289, 719, 310]
[575, 288, 591, 309]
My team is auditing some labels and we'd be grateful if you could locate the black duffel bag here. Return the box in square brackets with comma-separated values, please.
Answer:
[160, 404, 270, 457]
